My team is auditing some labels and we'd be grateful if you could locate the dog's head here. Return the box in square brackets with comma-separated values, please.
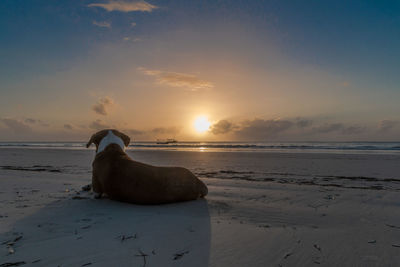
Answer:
[86, 129, 130, 152]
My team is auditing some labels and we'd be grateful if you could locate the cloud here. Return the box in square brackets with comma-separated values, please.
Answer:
[25, 118, 37, 124]
[236, 119, 294, 139]
[151, 126, 180, 135]
[209, 118, 304, 137]
[208, 117, 369, 140]
[312, 123, 365, 135]
[23, 118, 49, 127]
[121, 126, 181, 139]
[312, 123, 344, 134]
[92, 20, 111, 28]
[379, 120, 398, 132]
[210, 120, 236, 135]
[295, 118, 313, 128]
[209, 118, 295, 139]
[64, 124, 73, 130]
[125, 128, 145, 136]
[139, 67, 214, 91]
[92, 97, 114, 116]
[0, 118, 32, 133]
[123, 37, 141, 42]
[89, 119, 109, 130]
[340, 125, 365, 135]
[88, 0, 157, 12]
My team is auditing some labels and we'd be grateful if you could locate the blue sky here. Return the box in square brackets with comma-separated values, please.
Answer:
[0, 0, 399, 141]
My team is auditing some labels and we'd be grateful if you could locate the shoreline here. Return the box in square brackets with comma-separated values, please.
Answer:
[1, 141, 400, 155]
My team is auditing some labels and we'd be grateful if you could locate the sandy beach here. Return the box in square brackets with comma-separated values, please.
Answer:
[1, 148, 400, 266]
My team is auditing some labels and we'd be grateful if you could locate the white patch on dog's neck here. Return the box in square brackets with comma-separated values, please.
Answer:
[97, 130, 125, 154]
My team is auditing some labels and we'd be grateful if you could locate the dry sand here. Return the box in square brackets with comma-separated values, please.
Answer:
[1, 149, 400, 266]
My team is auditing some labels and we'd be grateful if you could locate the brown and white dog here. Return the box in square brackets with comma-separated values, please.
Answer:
[86, 129, 208, 204]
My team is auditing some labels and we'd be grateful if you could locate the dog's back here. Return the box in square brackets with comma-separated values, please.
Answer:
[92, 144, 208, 204]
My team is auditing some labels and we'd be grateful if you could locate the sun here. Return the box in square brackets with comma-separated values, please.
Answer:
[194, 116, 211, 133]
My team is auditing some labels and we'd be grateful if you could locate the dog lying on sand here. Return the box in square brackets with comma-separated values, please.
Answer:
[86, 129, 208, 204]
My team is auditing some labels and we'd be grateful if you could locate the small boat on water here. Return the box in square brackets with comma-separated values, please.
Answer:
[156, 138, 178, 144]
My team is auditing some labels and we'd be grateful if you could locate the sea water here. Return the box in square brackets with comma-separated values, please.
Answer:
[1, 142, 399, 190]
[0, 141, 399, 154]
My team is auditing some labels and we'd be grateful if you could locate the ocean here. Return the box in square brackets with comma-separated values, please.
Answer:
[0, 141, 399, 154]
[1, 142, 399, 191]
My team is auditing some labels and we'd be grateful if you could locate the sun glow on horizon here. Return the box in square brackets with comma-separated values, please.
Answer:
[193, 116, 211, 134]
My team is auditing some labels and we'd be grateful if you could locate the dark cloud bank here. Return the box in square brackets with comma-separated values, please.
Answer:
[209, 118, 397, 141]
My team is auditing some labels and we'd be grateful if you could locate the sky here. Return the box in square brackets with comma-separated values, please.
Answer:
[0, 0, 399, 141]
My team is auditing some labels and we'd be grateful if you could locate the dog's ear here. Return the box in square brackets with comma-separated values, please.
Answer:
[111, 130, 130, 147]
[86, 134, 95, 148]
[86, 130, 108, 149]
[118, 131, 131, 147]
